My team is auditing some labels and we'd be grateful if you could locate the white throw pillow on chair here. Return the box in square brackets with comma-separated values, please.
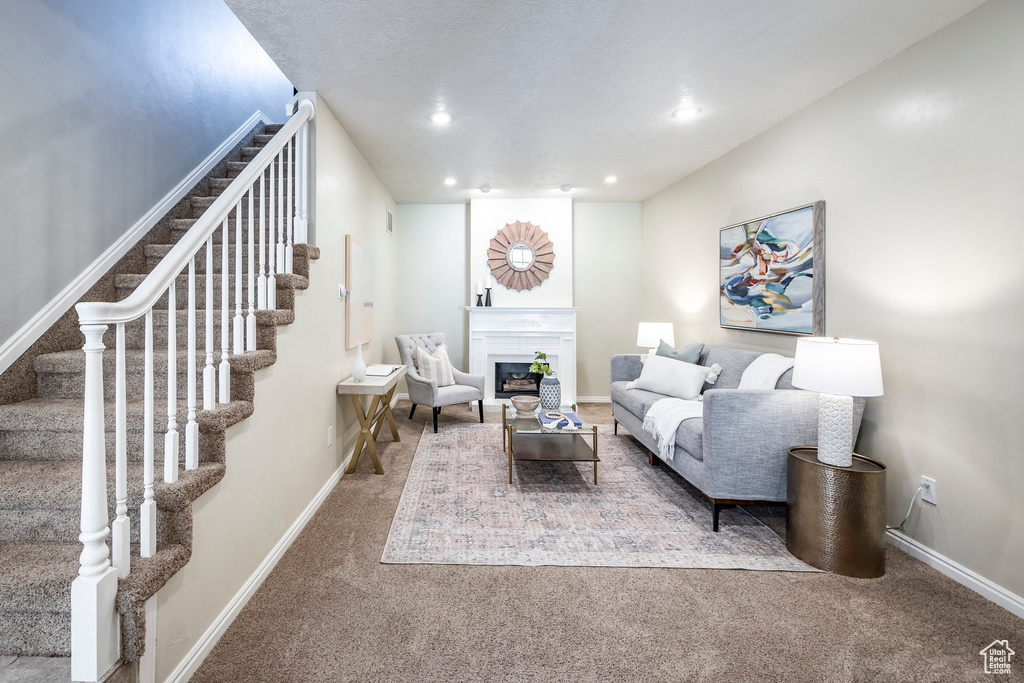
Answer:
[414, 343, 456, 387]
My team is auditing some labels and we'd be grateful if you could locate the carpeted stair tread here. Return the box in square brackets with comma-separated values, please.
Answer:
[0, 398, 254, 434]
[0, 542, 78, 613]
[0, 460, 224, 514]
[224, 160, 293, 178]
[0, 609, 70, 656]
[35, 348, 277, 372]
[113, 273, 308, 310]
[34, 348, 277, 400]
[114, 272, 308, 292]
[145, 243, 241, 270]
[103, 308, 294, 350]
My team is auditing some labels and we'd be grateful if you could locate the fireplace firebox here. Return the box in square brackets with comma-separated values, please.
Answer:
[494, 362, 541, 399]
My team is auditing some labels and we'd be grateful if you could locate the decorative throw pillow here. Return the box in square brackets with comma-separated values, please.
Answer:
[656, 340, 704, 365]
[413, 343, 456, 387]
[628, 354, 722, 401]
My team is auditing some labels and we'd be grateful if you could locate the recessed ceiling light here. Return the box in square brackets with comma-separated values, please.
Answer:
[444, 177, 456, 186]
[430, 111, 453, 126]
[604, 176, 617, 184]
[479, 185, 491, 193]
[560, 184, 573, 192]
[672, 106, 701, 121]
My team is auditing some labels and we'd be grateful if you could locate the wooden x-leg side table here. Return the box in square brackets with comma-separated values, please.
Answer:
[336, 365, 408, 475]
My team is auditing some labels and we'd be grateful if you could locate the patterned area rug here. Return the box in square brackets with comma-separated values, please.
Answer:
[381, 423, 814, 571]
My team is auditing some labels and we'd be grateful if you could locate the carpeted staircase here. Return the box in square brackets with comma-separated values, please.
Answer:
[0, 123, 319, 664]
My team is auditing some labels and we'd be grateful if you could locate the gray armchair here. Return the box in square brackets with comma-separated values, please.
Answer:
[395, 333, 484, 432]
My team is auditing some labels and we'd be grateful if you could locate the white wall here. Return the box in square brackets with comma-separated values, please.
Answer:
[398, 200, 642, 398]
[641, 0, 1024, 598]
[573, 203, 643, 398]
[154, 95, 397, 680]
[0, 0, 292, 347]
[393, 204, 469, 369]
[469, 198, 573, 307]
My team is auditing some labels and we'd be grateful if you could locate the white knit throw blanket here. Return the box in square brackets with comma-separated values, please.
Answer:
[737, 353, 795, 390]
[642, 398, 703, 463]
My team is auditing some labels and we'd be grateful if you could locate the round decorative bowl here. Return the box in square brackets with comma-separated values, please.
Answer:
[510, 395, 540, 414]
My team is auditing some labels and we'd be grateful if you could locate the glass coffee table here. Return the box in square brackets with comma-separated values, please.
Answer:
[501, 403, 600, 484]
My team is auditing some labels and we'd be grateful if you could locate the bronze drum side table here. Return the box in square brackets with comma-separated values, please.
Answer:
[787, 446, 887, 578]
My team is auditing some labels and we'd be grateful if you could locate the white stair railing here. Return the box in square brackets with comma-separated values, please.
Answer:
[71, 98, 314, 682]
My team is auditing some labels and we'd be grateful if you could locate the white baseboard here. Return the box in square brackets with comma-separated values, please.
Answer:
[0, 110, 271, 377]
[164, 455, 349, 683]
[887, 529, 1024, 619]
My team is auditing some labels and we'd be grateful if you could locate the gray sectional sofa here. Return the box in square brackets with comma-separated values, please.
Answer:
[611, 345, 864, 531]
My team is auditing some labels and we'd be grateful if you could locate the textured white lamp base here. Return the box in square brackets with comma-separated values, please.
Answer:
[817, 392, 854, 467]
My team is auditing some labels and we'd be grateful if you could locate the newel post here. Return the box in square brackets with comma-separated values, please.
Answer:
[71, 323, 120, 681]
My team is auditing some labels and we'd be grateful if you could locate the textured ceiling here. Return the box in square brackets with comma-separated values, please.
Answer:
[225, 0, 985, 203]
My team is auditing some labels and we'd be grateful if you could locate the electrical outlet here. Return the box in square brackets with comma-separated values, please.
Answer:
[921, 476, 937, 505]
[327, 426, 334, 447]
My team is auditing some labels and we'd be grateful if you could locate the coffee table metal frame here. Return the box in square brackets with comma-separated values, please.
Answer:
[501, 403, 599, 484]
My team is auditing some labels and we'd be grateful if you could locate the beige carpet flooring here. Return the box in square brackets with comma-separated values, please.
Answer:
[193, 402, 1024, 682]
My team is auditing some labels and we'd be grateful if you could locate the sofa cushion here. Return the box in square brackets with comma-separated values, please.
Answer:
[610, 381, 666, 418]
[656, 340, 704, 364]
[699, 346, 764, 391]
[675, 418, 704, 461]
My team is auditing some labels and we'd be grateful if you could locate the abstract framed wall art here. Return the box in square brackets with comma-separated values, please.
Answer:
[719, 201, 825, 336]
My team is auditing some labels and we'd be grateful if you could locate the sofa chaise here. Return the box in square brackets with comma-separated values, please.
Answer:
[611, 345, 864, 531]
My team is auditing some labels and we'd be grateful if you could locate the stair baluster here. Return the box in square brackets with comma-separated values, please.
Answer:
[246, 178, 257, 351]
[258, 170, 267, 310]
[277, 150, 286, 278]
[186, 256, 199, 470]
[268, 155, 277, 310]
[296, 121, 308, 244]
[113, 323, 130, 577]
[285, 137, 294, 273]
[165, 280, 179, 484]
[233, 192, 245, 355]
[203, 235, 215, 410]
[141, 310, 156, 557]
[219, 214, 231, 403]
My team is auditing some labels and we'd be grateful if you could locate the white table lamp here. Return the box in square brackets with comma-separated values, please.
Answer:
[792, 337, 883, 467]
[636, 322, 675, 354]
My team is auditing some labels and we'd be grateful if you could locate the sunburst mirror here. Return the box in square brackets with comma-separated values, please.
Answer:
[487, 221, 555, 291]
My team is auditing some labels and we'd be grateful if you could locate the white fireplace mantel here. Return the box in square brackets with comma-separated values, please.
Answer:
[465, 307, 579, 407]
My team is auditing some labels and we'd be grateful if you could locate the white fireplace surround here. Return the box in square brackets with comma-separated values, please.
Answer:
[466, 307, 579, 407]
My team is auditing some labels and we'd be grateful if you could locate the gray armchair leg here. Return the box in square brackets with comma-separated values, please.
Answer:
[478, 400, 484, 423]
[432, 407, 439, 433]
[613, 419, 618, 435]
[409, 404, 417, 419]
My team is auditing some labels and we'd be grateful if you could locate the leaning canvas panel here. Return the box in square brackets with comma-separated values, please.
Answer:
[346, 234, 374, 349]
[719, 201, 825, 336]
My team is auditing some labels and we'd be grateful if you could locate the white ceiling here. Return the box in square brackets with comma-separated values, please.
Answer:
[225, 0, 985, 203]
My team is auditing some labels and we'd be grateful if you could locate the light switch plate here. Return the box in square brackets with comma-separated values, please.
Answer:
[921, 476, 937, 505]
